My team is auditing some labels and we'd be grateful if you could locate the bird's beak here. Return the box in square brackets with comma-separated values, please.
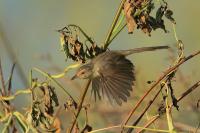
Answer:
[71, 74, 77, 80]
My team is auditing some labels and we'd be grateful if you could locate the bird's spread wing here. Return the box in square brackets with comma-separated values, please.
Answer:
[91, 53, 135, 105]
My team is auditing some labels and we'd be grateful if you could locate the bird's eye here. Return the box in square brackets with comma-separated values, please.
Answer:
[81, 71, 85, 74]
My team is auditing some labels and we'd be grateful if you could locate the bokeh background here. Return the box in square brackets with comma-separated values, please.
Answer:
[0, 0, 200, 132]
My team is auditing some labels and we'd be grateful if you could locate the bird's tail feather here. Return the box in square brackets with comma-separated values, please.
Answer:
[117, 45, 169, 56]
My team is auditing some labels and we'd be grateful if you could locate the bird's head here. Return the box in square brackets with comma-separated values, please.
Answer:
[71, 64, 93, 80]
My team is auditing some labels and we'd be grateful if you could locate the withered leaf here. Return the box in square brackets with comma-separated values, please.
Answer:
[156, 5, 166, 24]
[124, 0, 136, 34]
[136, 15, 152, 36]
[165, 9, 176, 24]
[147, 16, 158, 30]
[60, 34, 71, 60]
[167, 81, 179, 110]
[141, 27, 151, 36]
[146, 2, 155, 13]
[85, 43, 104, 59]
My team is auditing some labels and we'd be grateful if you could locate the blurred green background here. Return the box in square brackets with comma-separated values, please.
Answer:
[0, 0, 200, 132]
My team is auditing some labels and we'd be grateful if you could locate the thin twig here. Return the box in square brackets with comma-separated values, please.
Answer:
[68, 79, 91, 133]
[0, 59, 6, 96]
[175, 80, 200, 103]
[122, 50, 200, 128]
[103, 0, 126, 49]
[8, 63, 16, 95]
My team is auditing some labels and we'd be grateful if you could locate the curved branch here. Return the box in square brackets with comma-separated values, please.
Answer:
[122, 49, 200, 128]
[136, 80, 200, 133]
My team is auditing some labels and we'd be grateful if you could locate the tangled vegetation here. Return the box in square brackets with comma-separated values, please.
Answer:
[0, 0, 200, 133]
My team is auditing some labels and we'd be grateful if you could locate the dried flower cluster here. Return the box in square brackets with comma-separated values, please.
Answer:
[58, 26, 104, 63]
[28, 80, 60, 131]
[124, 0, 175, 36]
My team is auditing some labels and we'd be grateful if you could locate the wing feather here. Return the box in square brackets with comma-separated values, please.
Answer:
[108, 77, 131, 97]
[92, 78, 101, 101]
[91, 53, 135, 105]
[108, 77, 130, 100]
[103, 79, 123, 105]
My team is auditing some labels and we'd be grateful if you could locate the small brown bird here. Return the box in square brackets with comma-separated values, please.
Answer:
[72, 46, 169, 105]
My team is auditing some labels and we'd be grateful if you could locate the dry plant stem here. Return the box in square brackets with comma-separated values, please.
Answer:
[122, 50, 200, 128]
[29, 69, 33, 87]
[8, 63, 15, 95]
[127, 85, 164, 133]
[0, 59, 6, 96]
[108, 23, 127, 45]
[136, 80, 200, 133]
[0, 26, 28, 87]
[176, 80, 200, 103]
[68, 79, 91, 133]
[104, 0, 126, 49]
